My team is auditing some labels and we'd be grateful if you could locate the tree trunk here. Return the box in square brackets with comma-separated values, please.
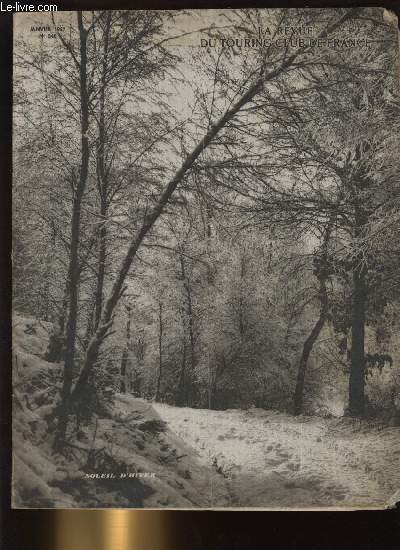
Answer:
[47, 278, 69, 364]
[93, 14, 111, 332]
[120, 305, 131, 393]
[179, 252, 195, 403]
[55, 12, 90, 447]
[348, 261, 367, 416]
[207, 356, 215, 410]
[348, 200, 368, 417]
[155, 301, 163, 401]
[293, 225, 331, 416]
[83, 297, 96, 351]
[239, 253, 246, 336]
[293, 290, 328, 415]
[94, 203, 107, 332]
[176, 336, 187, 406]
[208, 375, 217, 410]
[120, 350, 127, 393]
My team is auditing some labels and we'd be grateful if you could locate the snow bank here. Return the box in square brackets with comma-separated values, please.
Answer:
[12, 315, 230, 508]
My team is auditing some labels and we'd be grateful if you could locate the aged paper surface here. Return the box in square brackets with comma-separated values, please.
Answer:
[12, 8, 400, 509]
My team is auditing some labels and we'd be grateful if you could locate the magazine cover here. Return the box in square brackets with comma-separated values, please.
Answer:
[12, 7, 400, 509]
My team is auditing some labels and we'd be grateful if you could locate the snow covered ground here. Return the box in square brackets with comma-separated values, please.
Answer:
[154, 403, 400, 509]
[12, 315, 399, 509]
[12, 315, 230, 509]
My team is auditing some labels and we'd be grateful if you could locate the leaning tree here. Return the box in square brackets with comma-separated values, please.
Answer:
[53, 8, 362, 442]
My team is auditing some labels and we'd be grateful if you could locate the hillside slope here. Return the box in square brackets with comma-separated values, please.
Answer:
[12, 315, 230, 508]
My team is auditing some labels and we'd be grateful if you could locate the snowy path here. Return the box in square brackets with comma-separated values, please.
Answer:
[153, 404, 400, 508]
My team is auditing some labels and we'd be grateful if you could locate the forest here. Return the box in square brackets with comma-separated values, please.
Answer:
[12, 8, 400, 508]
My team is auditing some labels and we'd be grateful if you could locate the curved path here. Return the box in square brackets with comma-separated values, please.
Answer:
[154, 404, 400, 508]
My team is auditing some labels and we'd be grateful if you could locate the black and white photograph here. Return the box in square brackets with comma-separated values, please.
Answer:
[12, 7, 400, 509]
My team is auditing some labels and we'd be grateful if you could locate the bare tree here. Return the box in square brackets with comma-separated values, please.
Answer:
[293, 221, 332, 415]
